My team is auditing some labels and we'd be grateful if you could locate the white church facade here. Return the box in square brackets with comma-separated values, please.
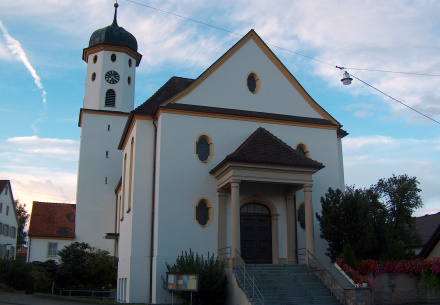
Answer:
[75, 4, 347, 304]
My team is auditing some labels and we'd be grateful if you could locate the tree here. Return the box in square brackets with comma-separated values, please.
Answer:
[163, 249, 227, 305]
[316, 186, 387, 261]
[15, 201, 29, 247]
[374, 174, 422, 259]
[56, 242, 117, 289]
[317, 174, 423, 262]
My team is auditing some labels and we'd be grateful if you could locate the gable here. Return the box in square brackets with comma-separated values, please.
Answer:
[162, 30, 339, 125]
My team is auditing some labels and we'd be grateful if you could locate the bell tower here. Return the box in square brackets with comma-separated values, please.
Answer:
[82, 3, 142, 112]
[75, 3, 142, 254]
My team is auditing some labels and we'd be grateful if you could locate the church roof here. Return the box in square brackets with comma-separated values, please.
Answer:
[210, 127, 325, 174]
[133, 76, 195, 115]
[88, 3, 138, 52]
[28, 202, 76, 239]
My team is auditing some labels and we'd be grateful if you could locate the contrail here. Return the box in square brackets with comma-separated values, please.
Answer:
[0, 19, 47, 104]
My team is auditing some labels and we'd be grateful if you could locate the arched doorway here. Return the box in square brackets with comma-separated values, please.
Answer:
[240, 203, 272, 264]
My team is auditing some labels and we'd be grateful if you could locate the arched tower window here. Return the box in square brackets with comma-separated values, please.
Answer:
[296, 143, 310, 158]
[105, 89, 116, 107]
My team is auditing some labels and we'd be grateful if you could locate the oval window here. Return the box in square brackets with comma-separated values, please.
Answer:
[128, 59, 132, 67]
[247, 73, 259, 94]
[128, 76, 131, 85]
[93, 55, 98, 64]
[91, 72, 96, 81]
[196, 136, 211, 162]
[111, 53, 117, 62]
[196, 200, 210, 226]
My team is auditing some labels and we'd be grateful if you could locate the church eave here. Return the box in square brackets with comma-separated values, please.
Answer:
[82, 44, 142, 66]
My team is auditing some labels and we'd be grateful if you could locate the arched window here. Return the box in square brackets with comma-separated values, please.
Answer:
[195, 135, 213, 162]
[105, 89, 116, 107]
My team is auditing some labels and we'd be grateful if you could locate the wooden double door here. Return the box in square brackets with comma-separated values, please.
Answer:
[240, 203, 272, 264]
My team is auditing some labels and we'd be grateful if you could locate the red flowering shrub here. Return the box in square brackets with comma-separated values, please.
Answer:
[336, 257, 440, 290]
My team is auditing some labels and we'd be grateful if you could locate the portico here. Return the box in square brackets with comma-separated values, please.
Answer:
[210, 127, 324, 264]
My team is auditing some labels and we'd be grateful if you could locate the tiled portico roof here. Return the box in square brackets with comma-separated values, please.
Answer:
[28, 202, 76, 238]
[210, 127, 325, 174]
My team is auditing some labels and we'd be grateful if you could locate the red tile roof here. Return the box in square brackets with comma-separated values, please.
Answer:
[28, 201, 76, 238]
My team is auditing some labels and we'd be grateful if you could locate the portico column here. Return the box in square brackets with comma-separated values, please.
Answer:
[304, 184, 315, 259]
[230, 179, 241, 259]
[285, 191, 297, 264]
[217, 189, 227, 254]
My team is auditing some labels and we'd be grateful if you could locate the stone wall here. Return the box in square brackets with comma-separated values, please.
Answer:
[374, 273, 440, 305]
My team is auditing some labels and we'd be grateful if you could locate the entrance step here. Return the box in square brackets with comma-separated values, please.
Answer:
[235, 264, 342, 305]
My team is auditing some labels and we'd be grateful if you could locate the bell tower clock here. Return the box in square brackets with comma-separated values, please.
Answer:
[75, 3, 142, 254]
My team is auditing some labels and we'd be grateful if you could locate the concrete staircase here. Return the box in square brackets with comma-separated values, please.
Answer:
[234, 264, 342, 305]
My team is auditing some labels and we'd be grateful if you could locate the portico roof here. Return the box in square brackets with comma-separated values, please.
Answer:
[210, 127, 324, 188]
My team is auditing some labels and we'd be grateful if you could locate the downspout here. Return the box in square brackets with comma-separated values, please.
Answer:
[149, 120, 158, 304]
[294, 193, 298, 264]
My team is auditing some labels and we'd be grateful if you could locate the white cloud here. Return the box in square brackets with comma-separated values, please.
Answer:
[0, 136, 79, 205]
[0, 19, 47, 104]
[342, 135, 440, 216]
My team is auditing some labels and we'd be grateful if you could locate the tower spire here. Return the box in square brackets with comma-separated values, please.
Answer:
[112, 2, 119, 27]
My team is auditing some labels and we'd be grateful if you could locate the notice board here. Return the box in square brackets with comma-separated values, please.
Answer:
[166, 273, 199, 292]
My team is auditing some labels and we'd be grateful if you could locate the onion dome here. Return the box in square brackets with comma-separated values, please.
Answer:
[88, 3, 138, 52]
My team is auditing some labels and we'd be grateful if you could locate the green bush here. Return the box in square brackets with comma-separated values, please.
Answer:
[342, 244, 357, 270]
[163, 249, 227, 305]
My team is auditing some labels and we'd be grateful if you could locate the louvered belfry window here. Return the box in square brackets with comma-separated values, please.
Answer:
[105, 89, 116, 107]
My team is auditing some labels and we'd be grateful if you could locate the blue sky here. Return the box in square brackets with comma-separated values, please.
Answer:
[0, 0, 439, 216]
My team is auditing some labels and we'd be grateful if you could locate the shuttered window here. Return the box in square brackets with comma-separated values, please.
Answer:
[105, 89, 116, 107]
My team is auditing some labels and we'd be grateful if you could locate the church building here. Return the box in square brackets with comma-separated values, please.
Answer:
[75, 3, 347, 304]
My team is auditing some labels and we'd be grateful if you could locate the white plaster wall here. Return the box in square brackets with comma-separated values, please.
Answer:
[27, 238, 73, 262]
[75, 112, 128, 254]
[84, 50, 135, 112]
[177, 38, 324, 119]
[0, 185, 18, 259]
[117, 119, 155, 303]
[151, 111, 344, 303]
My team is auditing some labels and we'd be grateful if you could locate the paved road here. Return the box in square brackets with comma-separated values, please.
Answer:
[0, 291, 102, 305]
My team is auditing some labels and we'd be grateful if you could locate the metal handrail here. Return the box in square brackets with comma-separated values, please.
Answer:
[233, 249, 265, 305]
[307, 251, 346, 304]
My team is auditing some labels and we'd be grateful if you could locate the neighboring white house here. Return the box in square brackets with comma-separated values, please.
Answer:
[0, 180, 18, 259]
[27, 201, 76, 263]
[74, 4, 347, 304]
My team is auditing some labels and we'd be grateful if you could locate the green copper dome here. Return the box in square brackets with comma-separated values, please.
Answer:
[88, 3, 138, 52]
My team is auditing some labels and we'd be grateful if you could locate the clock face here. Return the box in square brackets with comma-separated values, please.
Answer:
[105, 70, 120, 84]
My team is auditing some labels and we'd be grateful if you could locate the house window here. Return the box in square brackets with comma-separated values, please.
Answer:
[4, 224, 9, 236]
[0, 202, 2, 213]
[195, 199, 212, 227]
[0, 222, 2, 234]
[247, 72, 260, 94]
[48, 243, 58, 257]
[195, 135, 213, 163]
[297, 202, 305, 230]
[105, 89, 116, 107]
[296, 143, 310, 158]
[10, 226, 16, 238]
[6, 206, 9, 215]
